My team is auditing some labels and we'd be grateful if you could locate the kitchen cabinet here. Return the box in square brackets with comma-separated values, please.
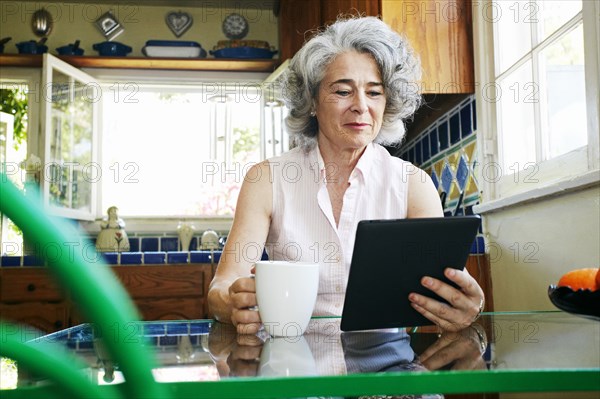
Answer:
[278, 0, 380, 61]
[382, 0, 474, 94]
[0, 264, 213, 334]
[278, 0, 474, 94]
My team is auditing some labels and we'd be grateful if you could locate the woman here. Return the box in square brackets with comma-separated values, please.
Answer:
[208, 16, 484, 334]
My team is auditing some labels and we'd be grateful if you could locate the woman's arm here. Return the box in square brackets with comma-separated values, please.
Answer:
[406, 167, 444, 218]
[207, 161, 273, 334]
[406, 166, 485, 331]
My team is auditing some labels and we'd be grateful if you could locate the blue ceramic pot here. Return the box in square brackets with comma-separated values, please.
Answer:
[93, 41, 132, 57]
[56, 44, 84, 56]
[16, 40, 48, 54]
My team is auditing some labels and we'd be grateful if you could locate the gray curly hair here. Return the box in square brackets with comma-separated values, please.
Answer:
[282, 16, 422, 151]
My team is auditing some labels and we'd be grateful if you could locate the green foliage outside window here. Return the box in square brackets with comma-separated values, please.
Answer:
[0, 88, 28, 150]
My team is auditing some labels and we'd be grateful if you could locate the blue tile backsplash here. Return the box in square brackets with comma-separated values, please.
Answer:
[397, 95, 485, 252]
[141, 237, 159, 252]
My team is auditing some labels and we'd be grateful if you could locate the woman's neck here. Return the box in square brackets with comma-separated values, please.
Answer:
[317, 139, 368, 180]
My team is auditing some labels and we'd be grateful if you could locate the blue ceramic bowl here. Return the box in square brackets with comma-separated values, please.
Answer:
[16, 41, 48, 54]
[56, 44, 84, 56]
[93, 41, 132, 57]
[210, 47, 277, 59]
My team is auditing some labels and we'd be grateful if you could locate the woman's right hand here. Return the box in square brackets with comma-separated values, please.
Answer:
[228, 275, 262, 335]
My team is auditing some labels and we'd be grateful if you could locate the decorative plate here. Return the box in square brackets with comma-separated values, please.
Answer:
[548, 285, 600, 321]
[222, 13, 249, 40]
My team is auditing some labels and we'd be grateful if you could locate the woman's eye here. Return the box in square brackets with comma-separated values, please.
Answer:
[336, 90, 351, 96]
[368, 91, 383, 97]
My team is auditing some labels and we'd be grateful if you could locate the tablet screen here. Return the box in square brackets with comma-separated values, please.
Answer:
[340, 216, 481, 331]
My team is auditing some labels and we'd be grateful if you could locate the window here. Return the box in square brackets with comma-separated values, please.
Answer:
[474, 0, 599, 202]
[100, 83, 262, 217]
[42, 54, 99, 220]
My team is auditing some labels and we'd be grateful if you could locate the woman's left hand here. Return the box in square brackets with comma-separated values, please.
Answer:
[409, 267, 484, 331]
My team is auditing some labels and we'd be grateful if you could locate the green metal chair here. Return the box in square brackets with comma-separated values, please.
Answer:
[0, 174, 171, 399]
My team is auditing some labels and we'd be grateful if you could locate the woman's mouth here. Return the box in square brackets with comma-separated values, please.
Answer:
[345, 122, 370, 128]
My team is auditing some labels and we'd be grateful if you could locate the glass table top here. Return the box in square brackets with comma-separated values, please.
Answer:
[3, 311, 599, 397]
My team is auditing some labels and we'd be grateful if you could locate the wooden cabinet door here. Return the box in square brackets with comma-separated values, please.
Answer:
[279, 0, 381, 60]
[0, 302, 68, 334]
[382, 0, 474, 93]
[278, 0, 322, 61]
[320, 0, 381, 25]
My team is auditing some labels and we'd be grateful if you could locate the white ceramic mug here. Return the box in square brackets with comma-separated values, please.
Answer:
[255, 260, 319, 337]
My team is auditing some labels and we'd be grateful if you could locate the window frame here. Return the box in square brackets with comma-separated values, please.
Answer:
[82, 68, 270, 232]
[473, 0, 599, 211]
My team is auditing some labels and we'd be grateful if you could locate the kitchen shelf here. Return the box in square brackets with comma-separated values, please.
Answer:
[0, 54, 281, 72]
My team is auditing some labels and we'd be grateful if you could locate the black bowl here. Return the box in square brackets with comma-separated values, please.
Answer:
[548, 285, 600, 321]
[93, 41, 132, 57]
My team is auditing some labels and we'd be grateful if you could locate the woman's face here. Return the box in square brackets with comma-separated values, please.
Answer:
[315, 51, 386, 151]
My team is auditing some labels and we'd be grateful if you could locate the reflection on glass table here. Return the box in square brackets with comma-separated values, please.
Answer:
[3, 312, 599, 398]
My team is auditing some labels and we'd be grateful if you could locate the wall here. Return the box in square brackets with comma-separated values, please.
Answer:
[399, 96, 600, 312]
[0, 1, 279, 57]
[483, 186, 600, 311]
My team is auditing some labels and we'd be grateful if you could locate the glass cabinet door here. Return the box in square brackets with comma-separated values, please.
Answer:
[42, 54, 99, 220]
[262, 59, 290, 159]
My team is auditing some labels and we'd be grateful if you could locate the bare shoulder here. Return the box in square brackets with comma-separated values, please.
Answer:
[407, 166, 443, 218]
[238, 160, 273, 217]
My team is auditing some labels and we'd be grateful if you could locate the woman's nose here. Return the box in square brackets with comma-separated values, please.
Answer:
[350, 93, 368, 114]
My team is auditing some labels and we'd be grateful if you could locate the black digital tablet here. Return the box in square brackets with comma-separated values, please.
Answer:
[340, 216, 481, 331]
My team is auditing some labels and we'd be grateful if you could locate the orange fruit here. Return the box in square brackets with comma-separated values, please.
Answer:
[558, 268, 599, 291]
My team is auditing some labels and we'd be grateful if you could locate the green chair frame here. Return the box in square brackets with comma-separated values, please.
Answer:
[0, 174, 171, 399]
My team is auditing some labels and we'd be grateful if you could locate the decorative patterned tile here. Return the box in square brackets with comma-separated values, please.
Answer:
[456, 155, 470, 191]
[430, 170, 440, 190]
[465, 175, 479, 198]
[447, 151, 459, 169]
[441, 163, 453, 194]
[464, 141, 477, 161]
[448, 180, 459, 202]
[433, 160, 444, 177]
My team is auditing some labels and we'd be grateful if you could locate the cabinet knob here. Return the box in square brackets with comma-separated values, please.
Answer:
[54, 320, 63, 329]
[27, 283, 36, 292]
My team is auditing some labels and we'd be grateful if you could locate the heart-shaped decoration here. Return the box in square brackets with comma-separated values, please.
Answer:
[165, 11, 193, 37]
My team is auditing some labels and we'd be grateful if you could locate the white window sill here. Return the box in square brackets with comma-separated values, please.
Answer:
[474, 169, 600, 215]
[81, 216, 234, 235]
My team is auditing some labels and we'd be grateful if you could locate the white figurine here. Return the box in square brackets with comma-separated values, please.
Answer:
[96, 206, 130, 252]
[177, 222, 196, 252]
